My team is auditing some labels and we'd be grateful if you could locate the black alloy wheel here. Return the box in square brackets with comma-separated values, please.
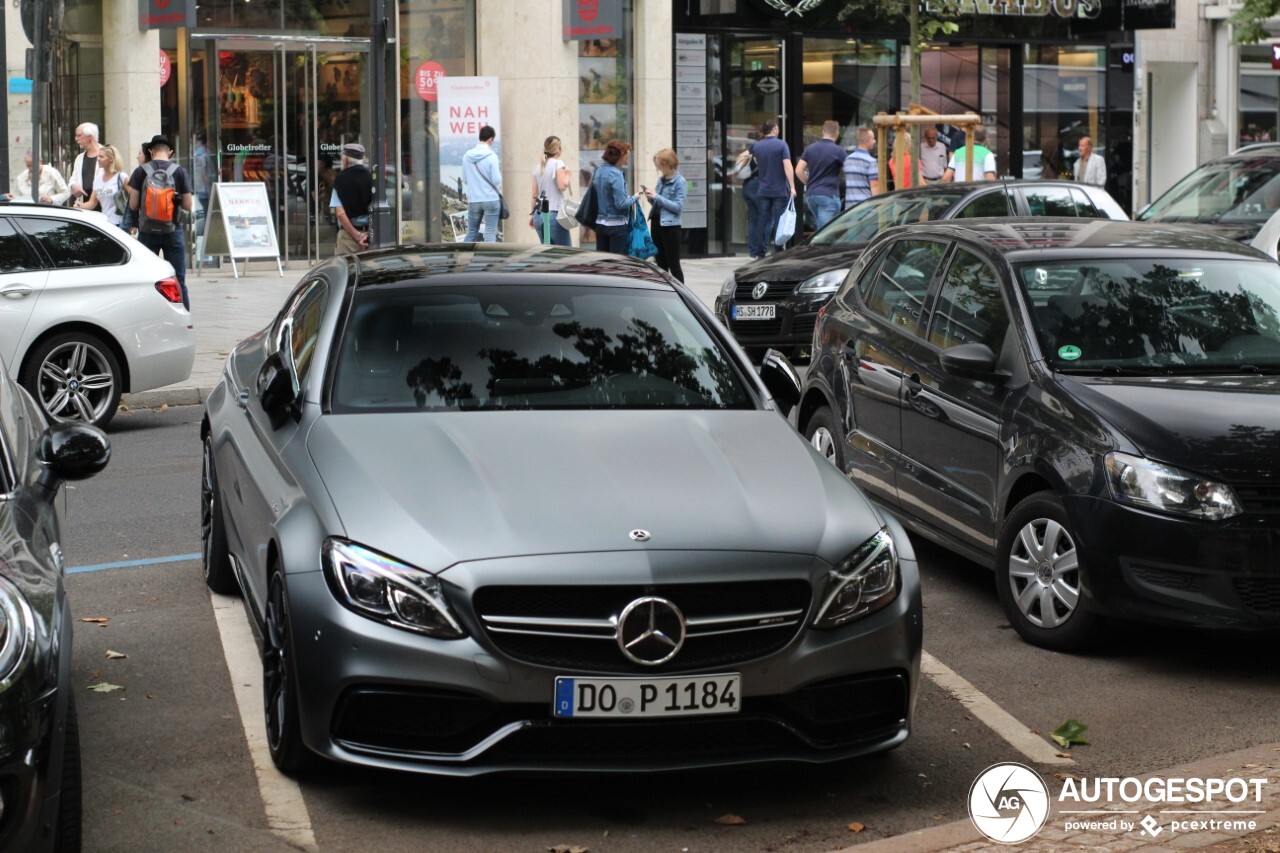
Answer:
[52, 695, 82, 853]
[263, 571, 319, 775]
[201, 435, 238, 594]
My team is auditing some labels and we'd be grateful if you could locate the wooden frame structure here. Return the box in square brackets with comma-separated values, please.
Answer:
[871, 107, 983, 188]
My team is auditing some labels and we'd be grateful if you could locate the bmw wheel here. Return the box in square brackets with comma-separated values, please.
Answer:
[263, 570, 319, 775]
[21, 332, 122, 429]
[201, 434, 238, 594]
[804, 407, 845, 470]
[996, 492, 1105, 652]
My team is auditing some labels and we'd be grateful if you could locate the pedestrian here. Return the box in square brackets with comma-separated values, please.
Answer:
[843, 127, 879, 209]
[127, 135, 195, 310]
[589, 139, 640, 255]
[796, 120, 845, 231]
[889, 129, 916, 190]
[192, 130, 215, 231]
[1074, 136, 1106, 187]
[920, 126, 949, 183]
[752, 120, 797, 253]
[1039, 137, 1062, 180]
[122, 141, 154, 232]
[10, 150, 70, 205]
[80, 144, 128, 230]
[942, 126, 997, 182]
[69, 122, 103, 210]
[644, 148, 686, 282]
[531, 135, 572, 246]
[734, 132, 765, 259]
[330, 143, 374, 254]
[462, 125, 503, 242]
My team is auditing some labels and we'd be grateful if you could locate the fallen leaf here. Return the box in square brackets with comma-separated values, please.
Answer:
[848, 822, 866, 833]
[714, 814, 746, 826]
[546, 846, 588, 853]
[1051, 718, 1090, 748]
[158, 404, 169, 412]
[81, 617, 109, 624]
[1054, 773, 1079, 781]
[88, 682, 124, 692]
[146, 692, 154, 699]
[1056, 752, 1073, 759]
[105, 650, 127, 659]
[962, 743, 971, 749]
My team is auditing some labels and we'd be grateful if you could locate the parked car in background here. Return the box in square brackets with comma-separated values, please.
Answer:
[716, 181, 1127, 363]
[1136, 143, 1280, 258]
[0, 351, 111, 850]
[795, 218, 1280, 652]
[201, 244, 922, 777]
[0, 204, 195, 428]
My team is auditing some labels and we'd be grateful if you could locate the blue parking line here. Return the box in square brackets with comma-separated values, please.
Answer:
[68, 553, 201, 575]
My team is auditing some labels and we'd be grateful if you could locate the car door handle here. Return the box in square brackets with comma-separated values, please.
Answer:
[906, 374, 923, 395]
[235, 391, 250, 409]
[0, 285, 34, 299]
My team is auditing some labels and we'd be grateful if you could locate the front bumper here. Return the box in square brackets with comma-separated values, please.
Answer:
[285, 548, 922, 776]
[714, 291, 831, 361]
[1064, 494, 1280, 629]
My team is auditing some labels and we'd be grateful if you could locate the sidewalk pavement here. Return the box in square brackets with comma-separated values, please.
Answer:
[119, 254, 745, 410]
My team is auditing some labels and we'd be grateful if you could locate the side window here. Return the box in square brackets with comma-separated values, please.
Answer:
[843, 243, 889, 308]
[1023, 187, 1077, 217]
[0, 219, 41, 273]
[954, 192, 1012, 218]
[1069, 188, 1101, 217]
[861, 239, 948, 336]
[15, 217, 127, 267]
[284, 280, 328, 384]
[928, 248, 1010, 353]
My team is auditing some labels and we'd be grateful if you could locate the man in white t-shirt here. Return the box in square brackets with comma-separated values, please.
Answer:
[942, 126, 997, 182]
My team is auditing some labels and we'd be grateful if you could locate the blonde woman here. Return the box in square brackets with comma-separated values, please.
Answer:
[81, 144, 128, 230]
[530, 135, 572, 246]
[644, 148, 686, 282]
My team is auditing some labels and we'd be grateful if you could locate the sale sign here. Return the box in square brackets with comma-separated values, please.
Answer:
[414, 61, 445, 102]
[159, 50, 171, 86]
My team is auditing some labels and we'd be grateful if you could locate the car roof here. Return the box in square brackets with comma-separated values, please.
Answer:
[0, 201, 100, 216]
[868, 179, 1104, 202]
[351, 243, 677, 288]
[881, 218, 1275, 263]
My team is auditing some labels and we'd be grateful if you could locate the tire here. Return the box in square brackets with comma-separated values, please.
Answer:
[201, 435, 239, 595]
[20, 332, 122, 429]
[263, 571, 320, 775]
[52, 694, 82, 853]
[996, 492, 1106, 652]
[804, 407, 845, 470]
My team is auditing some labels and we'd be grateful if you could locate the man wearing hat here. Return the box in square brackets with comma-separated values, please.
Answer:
[330, 142, 374, 254]
[128, 134, 194, 309]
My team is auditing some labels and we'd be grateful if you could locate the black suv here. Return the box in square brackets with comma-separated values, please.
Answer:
[716, 181, 1127, 362]
[794, 218, 1280, 651]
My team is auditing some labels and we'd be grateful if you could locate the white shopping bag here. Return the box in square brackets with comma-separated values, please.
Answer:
[774, 198, 796, 246]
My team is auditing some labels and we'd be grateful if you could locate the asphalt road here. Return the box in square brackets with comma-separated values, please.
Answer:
[59, 405, 1280, 852]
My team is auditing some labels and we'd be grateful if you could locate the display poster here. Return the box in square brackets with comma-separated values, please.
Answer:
[437, 76, 502, 208]
[674, 34, 708, 229]
[201, 182, 283, 277]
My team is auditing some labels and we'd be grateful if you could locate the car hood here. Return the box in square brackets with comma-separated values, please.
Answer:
[306, 410, 879, 571]
[733, 244, 867, 283]
[1058, 374, 1280, 481]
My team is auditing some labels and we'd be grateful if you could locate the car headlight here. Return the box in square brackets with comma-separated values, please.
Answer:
[812, 529, 899, 628]
[797, 268, 850, 295]
[719, 273, 737, 298]
[0, 575, 34, 690]
[323, 539, 466, 638]
[1104, 452, 1242, 521]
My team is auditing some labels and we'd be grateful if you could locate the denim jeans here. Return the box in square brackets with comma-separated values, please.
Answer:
[761, 195, 792, 254]
[533, 211, 572, 246]
[805, 193, 841, 232]
[138, 228, 188, 310]
[594, 222, 629, 255]
[465, 200, 501, 242]
[743, 179, 768, 258]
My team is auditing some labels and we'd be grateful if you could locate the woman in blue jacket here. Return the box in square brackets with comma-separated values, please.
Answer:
[589, 139, 639, 254]
[644, 148, 687, 282]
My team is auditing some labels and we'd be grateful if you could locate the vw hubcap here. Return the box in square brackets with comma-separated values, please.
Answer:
[1008, 518, 1080, 629]
[810, 427, 836, 463]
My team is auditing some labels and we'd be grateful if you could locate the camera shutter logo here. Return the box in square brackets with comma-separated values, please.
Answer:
[968, 762, 1050, 844]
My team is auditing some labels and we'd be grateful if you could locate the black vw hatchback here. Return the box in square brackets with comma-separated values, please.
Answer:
[795, 219, 1280, 651]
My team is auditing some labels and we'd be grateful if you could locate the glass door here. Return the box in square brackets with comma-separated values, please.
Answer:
[717, 36, 785, 256]
[213, 39, 367, 264]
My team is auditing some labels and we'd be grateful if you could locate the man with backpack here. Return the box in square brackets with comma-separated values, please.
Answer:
[128, 135, 194, 309]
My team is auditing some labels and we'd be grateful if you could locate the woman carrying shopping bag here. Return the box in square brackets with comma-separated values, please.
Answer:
[530, 135, 572, 246]
[590, 140, 640, 255]
[644, 148, 687, 282]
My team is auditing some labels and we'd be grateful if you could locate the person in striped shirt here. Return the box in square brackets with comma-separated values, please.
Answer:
[843, 127, 879, 209]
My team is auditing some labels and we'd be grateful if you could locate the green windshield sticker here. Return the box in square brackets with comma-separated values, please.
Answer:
[1058, 345, 1082, 361]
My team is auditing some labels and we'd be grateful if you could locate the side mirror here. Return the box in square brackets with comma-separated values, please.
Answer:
[759, 348, 801, 415]
[258, 350, 299, 429]
[35, 422, 110, 498]
[939, 343, 1006, 382]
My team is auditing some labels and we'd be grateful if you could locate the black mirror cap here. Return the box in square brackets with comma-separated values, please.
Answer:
[38, 422, 111, 481]
[939, 342, 1005, 381]
[258, 351, 298, 429]
[760, 348, 801, 415]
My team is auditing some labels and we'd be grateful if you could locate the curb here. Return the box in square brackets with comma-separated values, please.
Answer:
[121, 386, 211, 410]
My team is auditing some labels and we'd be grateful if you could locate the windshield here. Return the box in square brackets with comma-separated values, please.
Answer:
[1137, 158, 1280, 226]
[1018, 259, 1280, 373]
[810, 191, 967, 246]
[332, 284, 754, 411]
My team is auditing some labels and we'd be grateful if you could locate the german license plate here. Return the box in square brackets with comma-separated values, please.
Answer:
[553, 673, 741, 718]
[732, 304, 776, 320]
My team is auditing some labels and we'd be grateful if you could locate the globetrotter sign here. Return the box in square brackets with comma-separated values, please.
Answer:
[563, 0, 621, 41]
[924, 0, 1101, 17]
